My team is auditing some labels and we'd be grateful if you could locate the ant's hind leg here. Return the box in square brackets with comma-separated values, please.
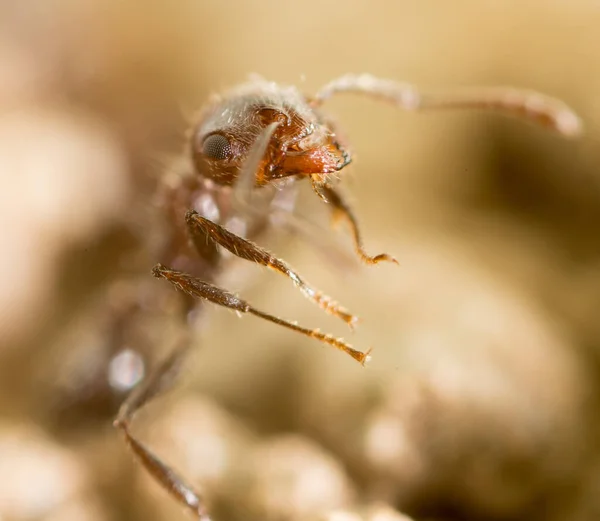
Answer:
[114, 339, 211, 520]
[310, 176, 398, 266]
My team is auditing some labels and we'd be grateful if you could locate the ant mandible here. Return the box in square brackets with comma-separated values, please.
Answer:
[114, 73, 582, 520]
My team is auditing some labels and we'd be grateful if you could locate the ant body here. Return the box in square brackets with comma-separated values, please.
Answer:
[113, 74, 581, 520]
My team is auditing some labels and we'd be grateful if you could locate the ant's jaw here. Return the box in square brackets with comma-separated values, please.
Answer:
[273, 143, 353, 181]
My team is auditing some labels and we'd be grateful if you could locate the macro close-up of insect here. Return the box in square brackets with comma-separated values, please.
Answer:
[111, 74, 582, 520]
[3, 3, 600, 521]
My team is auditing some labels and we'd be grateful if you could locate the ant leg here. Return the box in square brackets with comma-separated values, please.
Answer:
[312, 73, 582, 137]
[185, 209, 359, 329]
[310, 176, 399, 266]
[152, 263, 371, 365]
[114, 338, 212, 521]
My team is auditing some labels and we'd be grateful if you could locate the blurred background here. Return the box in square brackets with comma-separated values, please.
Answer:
[1, 1, 599, 520]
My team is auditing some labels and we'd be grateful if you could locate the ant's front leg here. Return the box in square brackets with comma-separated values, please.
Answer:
[310, 177, 399, 266]
[185, 209, 359, 329]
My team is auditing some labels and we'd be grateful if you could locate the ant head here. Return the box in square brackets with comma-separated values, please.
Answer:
[190, 79, 351, 187]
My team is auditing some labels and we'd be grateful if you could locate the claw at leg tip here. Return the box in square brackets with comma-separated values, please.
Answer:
[556, 110, 583, 138]
[151, 264, 165, 278]
[365, 253, 399, 266]
[348, 315, 361, 331]
[361, 347, 373, 367]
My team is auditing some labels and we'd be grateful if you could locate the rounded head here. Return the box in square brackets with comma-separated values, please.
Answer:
[190, 79, 351, 186]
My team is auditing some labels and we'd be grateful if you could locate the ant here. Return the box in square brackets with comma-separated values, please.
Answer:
[113, 73, 582, 520]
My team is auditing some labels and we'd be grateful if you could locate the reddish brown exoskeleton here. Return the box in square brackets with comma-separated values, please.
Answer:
[113, 74, 582, 520]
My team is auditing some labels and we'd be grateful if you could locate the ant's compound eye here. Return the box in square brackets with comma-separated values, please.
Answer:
[202, 134, 233, 161]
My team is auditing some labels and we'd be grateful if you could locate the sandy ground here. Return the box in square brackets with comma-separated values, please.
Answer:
[1, 2, 600, 520]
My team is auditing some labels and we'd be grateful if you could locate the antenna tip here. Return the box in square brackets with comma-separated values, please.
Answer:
[555, 109, 584, 138]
